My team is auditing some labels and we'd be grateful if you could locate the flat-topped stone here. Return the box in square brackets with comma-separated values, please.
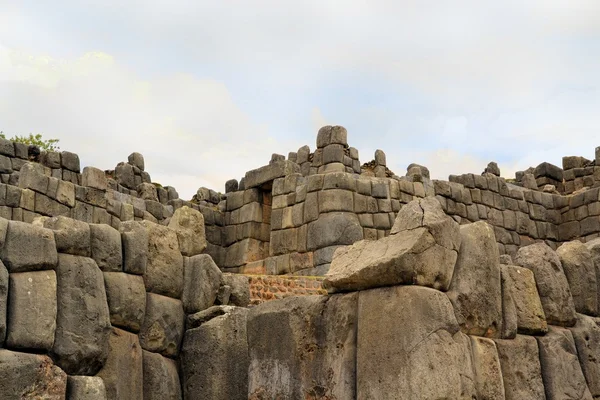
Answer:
[244, 160, 300, 189]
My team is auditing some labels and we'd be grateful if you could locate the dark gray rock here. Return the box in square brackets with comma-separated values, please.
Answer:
[515, 243, 577, 326]
[61, 151, 80, 172]
[139, 293, 185, 357]
[243, 160, 300, 189]
[142, 350, 181, 400]
[569, 314, 600, 397]
[557, 241, 598, 316]
[103, 272, 146, 332]
[306, 212, 363, 251]
[221, 273, 250, 307]
[186, 305, 237, 329]
[182, 306, 249, 400]
[96, 328, 143, 400]
[534, 162, 564, 181]
[53, 254, 111, 375]
[447, 221, 503, 337]
[0, 350, 67, 399]
[82, 167, 108, 190]
[537, 326, 593, 400]
[128, 152, 145, 171]
[484, 161, 501, 176]
[0, 261, 6, 343]
[374, 149, 386, 166]
[67, 376, 107, 400]
[18, 162, 48, 193]
[36, 216, 91, 257]
[6, 270, 57, 351]
[494, 335, 546, 400]
[1, 220, 58, 272]
[168, 206, 207, 257]
[142, 221, 183, 298]
[114, 162, 135, 189]
[119, 221, 148, 275]
[182, 254, 222, 314]
[225, 179, 239, 193]
[90, 223, 122, 272]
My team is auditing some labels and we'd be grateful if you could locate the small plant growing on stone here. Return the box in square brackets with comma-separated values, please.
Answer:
[0, 131, 60, 151]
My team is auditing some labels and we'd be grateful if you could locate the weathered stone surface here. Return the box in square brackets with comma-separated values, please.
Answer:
[499, 266, 518, 339]
[142, 221, 183, 298]
[0, 350, 67, 399]
[139, 293, 185, 357]
[447, 221, 502, 337]
[90, 223, 122, 272]
[244, 160, 300, 189]
[182, 307, 249, 400]
[374, 149, 386, 166]
[96, 328, 143, 400]
[119, 221, 148, 275]
[53, 254, 111, 375]
[182, 254, 222, 314]
[316, 125, 348, 147]
[82, 167, 108, 190]
[358, 286, 474, 399]
[247, 295, 355, 399]
[494, 335, 545, 400]
[168, 206, 207, 257]
[7, 270, 57, 351]
[325, 198, 460, 292]
[18, 162, 48, 193]
[470, 336, 505, 400]
[502, 264, 548, 335]
[515, 243, 577, 326]
[537, 326, 593, 400]
[103, 272, 146, 332]
[307, 212, 363, 251]
[557, 241, 598, 316]
[1, 220, 57, 272]
[569, 314, 600, 397]
[137, 182, 158, 201]
[0, 261, 6, 343]
[584, 238, 600, 313]
[61, 151, 80, 172]
[128, 152, 145, 171]
[142, 350, 181, 400]
[115, 162, 135, 189]
[67, 376, 107, 400]
[37, 215, 91, 257]
[221, 273, 250, 307]
[186, 305, 236, 329]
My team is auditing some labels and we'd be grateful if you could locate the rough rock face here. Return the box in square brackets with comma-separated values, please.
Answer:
[182, 307, 249, 400]
[557, 241, 598, 316]
[142, 351, 181, 400]
[0, 350, 67, 400]
[306, 212, 363, 251]
[584, 238, 600, 312]
[357, 286, 474, 399]
[139, 293, 185, 358]
[569, 314, 600, 397]
[142, 221, 184, 299]
[515, 243, 577, 327]
[324, 198, 460, 292]
[536, 327, 593, 400]
[221, 274, 250, 307]
[37, 216, 91, 257]
[168, 206, 207, 257]
[1, 220, 57, 272]
[119, 221, 148, 275]
[470, 336, 505, 400]
[103, 272, 146, 332]
[447, 221, 503, 338]
[182, 254, 222, 314]
[0, 262, 6, 343]
[67, 376, 107, 400]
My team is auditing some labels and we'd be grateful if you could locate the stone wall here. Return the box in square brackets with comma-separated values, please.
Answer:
[248, 275, 326, 305]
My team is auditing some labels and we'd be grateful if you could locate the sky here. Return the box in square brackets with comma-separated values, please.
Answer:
[1, 1, 599, 199]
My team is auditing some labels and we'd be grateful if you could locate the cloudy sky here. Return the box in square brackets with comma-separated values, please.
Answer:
[1, 1, 599, 199]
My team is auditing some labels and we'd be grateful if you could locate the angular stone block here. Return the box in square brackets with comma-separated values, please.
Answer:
[90, 223, 122, 272]
[119, 221, 148, 275]
[306, 212, 363, 251]
[494, 335, 545, 400]
[96, 328, 143, 400]
[103, 272, 146, 332]
[470, 336, 505, 400]
[182, 254, 222, 314]
[139, 293, 185, 357]
[537, 326, 593, 400]
[142, 350, 181, 400]
[18, 162, 48, 193]
[1, 220, 58, 272]
[515, 243, 577, 326]
[358, 286, 474, 399]
[182, 307, 248, 400]
[569, 314, 600, 397]
[82, 167, 108, 190]
[53, 254, 111, 375]
[67, 376, 107, 400]
[502, 264, 548, 335]
[142, 221, 183, 298]
[37, 215, 91, 257]
[221, 273, 250, 307]
[557, 241, 598, 316]
[6, 270, 57, 351]
[447, 221, 503, 337]
[0, 350, 67, 400]
[61, 151, 80, 172]
[244, 160, 300, 189]
[168, 206, 207, 257]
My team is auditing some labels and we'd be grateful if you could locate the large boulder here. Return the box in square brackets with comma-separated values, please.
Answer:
[141, 222, 183, 298]
[139, 293, 185, 358]
[142, 350, 181, 400]
[324, 198, 460, 292]
[0, 350, 67, 400]
[181, 307, 249, 400]
[247, 294, 356, 399]
[221, 274, 250, 307]
[35, 216, 91, 257]
[501, 265, 548, 335]
[515, 243, 577, 326]
[569, 314, 600, 397]
[1, 220, 57, 272]
[182, 255, 222, 314]
[90, 224, 123, 272]
[494, 335, 545, 400]
[584, 238, 600, 312]
[306, 212, 363, 251]
[168, 206, 207, 257]
[119, 221, 148, 275]
[536, 326, 593, 399]
[52, 254, 111, 375]
[469, 336, 505, 400]
[103, 272, 146, 332]
[557, 241, 598, 316]
[357, 286, 474, 399]
[447, 222, 503, 338]
[67, 376, 107, 400]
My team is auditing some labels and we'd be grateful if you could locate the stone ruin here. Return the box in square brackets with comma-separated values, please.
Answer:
[2, 126, 600, 398]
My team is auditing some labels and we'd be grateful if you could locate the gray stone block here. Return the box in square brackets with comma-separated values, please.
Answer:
[90, 223, 122, 272]
[7, 270, 57, 350]
[61, 151, 80, 172]
[502, 265, 548, 335]
[182, 254, 222, 314]
[557, 241, 598, 316]
[128, 152, 145, 171]
[18, 162, 49, 193]
[53, 254, 111, 375]
[1, 220, 57, 272]
[221, 274, 250, 307]
[141, 221, 183, 298]
[67, 376, 107, 400]
[139, 293, 185, 357]
[307, 212, 363, 251]
[168, 206, 207, 257]
[119, 221, 148, 275]
[319, 189, 354, 213]
[316, 125, 347, 148]
[81, 166, 107, 190]
[0, 350, 67, 399]
[142, 350, 181, 400]
[37, 215, 91, 257]
[103, 272, 145, 332]
[0, 262, 6, 343]
[494, 335, 545, 400]
[244, 160, 300, 189]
